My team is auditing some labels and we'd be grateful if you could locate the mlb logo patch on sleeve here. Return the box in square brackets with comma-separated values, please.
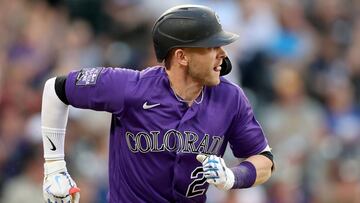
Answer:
[76, 67, 103, 85]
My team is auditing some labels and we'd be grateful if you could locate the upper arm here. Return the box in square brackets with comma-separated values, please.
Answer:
[63, 67, 137, 115]
[228, 89, 269, 158]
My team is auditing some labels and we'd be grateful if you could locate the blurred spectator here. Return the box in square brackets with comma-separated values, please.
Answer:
[54, 19, 104, 74]
[306, 74, 360, 202]
[260, 63, 326, 203]
[0, 143, 43, 203]
[346, 17, 360, 104]
[236, 0, 280, 103]
[269, 0, 316, 63]
[323, 75, 360, 144]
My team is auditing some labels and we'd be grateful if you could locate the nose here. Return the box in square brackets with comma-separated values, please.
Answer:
[217, 47, 227, 59]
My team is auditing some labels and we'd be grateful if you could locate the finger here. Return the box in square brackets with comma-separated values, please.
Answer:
[43, 190, 59, 203]
[203, 166, 219, 172]
[204, 170, 220, 177]
[45, 196, 54, 203]
[196, 154, 208, 163]
[207, 159, 219, 164]
[206, 178, 216, 184]
[55, 197, 67, 203]
[204, 174, 220, 179]
[72, 192, 80, 203]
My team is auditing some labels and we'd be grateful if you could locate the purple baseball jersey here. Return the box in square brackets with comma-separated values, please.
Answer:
[65, 66, 268, 203]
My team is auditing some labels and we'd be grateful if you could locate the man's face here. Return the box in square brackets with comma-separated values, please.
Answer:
[184, 47, 226, 86]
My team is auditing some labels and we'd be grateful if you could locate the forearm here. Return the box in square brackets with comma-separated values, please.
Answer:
[244, 154, 273, 186]
[42, 77, 69, 161]
[42, 77, 80, 202]
[230, 153, 273, 189]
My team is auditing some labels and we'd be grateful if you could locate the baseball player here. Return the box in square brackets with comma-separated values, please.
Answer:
[41, 5, 274, 203]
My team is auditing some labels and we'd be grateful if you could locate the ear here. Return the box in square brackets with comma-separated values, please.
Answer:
[174, 49, 189, 66]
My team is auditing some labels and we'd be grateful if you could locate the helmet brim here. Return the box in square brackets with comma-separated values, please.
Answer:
[157, 31, 239, 62]
[182, 30, 239, 48]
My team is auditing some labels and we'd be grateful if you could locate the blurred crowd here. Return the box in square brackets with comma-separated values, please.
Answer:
[0, 0, 360, 202]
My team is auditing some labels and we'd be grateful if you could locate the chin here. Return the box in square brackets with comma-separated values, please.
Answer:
[205, 78, 220, 86]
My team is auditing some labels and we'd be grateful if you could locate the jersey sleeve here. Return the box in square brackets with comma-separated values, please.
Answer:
[65, 67, 135, 114]
[227, 88, 268, 158]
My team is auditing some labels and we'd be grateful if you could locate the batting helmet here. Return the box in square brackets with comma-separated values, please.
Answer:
[152, 5, 239, 76]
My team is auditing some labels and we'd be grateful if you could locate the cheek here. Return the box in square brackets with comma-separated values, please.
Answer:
[189, 55, 215, 74]
[188, 62, 206, 79]
[198, 58, 214, 70]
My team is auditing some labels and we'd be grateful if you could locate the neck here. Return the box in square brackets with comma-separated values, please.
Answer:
[166, 66, 203, 105]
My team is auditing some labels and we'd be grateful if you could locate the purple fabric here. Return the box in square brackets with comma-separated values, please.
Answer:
[65, 66, 268, 203]
[231, 161, 257, 189]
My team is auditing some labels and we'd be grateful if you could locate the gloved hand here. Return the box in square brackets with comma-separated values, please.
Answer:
[196, 154, 235, 191]
[43, 160, 80, 203]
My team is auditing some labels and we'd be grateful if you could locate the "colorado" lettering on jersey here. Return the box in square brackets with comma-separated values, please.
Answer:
[125, 129, 224, 154]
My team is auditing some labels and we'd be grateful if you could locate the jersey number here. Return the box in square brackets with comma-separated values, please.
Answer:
[186, 166, 207, 198]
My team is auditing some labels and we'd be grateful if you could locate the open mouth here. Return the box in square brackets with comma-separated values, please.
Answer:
[213, 66, 221, 72]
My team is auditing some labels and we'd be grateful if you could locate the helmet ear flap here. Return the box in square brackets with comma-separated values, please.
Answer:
[220, 57, 232, 76]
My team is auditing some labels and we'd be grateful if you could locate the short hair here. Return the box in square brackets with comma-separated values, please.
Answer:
[164, 49, 176, 69]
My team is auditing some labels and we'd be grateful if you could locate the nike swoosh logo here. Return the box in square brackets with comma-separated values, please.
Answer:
[46, 136, 57, 151]
[143, 102, 160, 109]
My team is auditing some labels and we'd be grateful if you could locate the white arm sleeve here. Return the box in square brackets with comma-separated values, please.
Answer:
[41, 77, 69, 160]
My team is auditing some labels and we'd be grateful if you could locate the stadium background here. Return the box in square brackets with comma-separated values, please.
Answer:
[0, 0, 360, 202]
